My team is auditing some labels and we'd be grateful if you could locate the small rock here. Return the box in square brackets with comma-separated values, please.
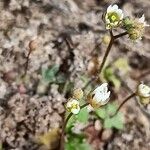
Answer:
[0, 80, 7, 98]
[94, 120, 102, 131]
[36, 81, 49, 95]
[101, 129, 113, 141]
[122, 133, 133, 142]
[18, 84, 27, 94]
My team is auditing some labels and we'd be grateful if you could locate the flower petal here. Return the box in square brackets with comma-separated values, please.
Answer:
[71, 107, 80, 114]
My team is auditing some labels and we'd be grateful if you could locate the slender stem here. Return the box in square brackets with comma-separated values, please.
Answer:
[111, 92, 136, 117]
[82, 31, 128, 90]
[99, 36, 114, 74]
[114, 31, 128, 39]
[82, 31, 114, 90]
[23, 49, 32, 77]
[59, 103, 89, 150]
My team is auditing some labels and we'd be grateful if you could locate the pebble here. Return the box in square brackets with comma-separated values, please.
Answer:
[94, 120, 102, 131]
[101, 128, 113, 141]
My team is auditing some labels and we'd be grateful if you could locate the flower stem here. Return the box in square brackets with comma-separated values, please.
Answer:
[23, 49, 32, 78]
[114, 31, 128, 39]
[59, 103, 89, 150]
[111, 92, 136, 117]
[83, 31, 127, 90]
[99, 35, 114, 74]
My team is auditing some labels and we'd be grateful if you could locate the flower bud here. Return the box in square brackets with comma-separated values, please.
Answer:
[137, 83, 150, 98]
[139, 97, 150, 105]
[29, 39, 38, 51]
[72, 88, 83, 100]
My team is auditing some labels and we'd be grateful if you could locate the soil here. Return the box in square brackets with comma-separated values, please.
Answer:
[0, 0, 150, 150]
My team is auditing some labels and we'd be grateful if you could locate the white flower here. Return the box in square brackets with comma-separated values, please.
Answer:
[87, 83, 111, 108]
[139, 14, 149, 27]
[66, 98, 80, 114]
[137, 83, 150, 98]
[105, 4, 124, 29]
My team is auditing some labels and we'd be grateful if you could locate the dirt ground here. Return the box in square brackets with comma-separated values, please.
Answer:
[0, 0, 150, 150]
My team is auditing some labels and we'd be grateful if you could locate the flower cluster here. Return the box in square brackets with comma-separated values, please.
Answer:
[65, 83, 111, 114]
[137, 83, 150, 105]
[104, 4, 149, 40]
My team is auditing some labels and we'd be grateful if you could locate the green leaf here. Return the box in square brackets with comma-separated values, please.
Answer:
[42, 65, 59, 83]
[95, 108, 106, 119]
[77, 107, 89, 124]
[95, 103, 124, 130]
[65, 134, 92, 150]
[106, 103, 117, 115]
[111, 113, 124, 130]
[104, 118, 113, 128]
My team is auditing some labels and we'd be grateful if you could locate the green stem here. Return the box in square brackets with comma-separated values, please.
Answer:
[59, 103, 89, 150]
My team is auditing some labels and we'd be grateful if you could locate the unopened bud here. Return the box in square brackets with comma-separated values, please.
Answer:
[29, 39, 38, 51]
[137, 83, 150, 98]
[72, 88, 83, 100]
[139, 97, 150, 105]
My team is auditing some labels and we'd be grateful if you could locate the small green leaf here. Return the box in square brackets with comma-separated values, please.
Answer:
[111, 113, 124, 130]
[42, 65, 59, 83]
[65, 134, 92, 150]
[95, 103, 124, 130]
[104, 118, 113, 128]
[106, 103, 117, 115]
[95, 108, 106, 119]
[77, 107, 89, 124]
